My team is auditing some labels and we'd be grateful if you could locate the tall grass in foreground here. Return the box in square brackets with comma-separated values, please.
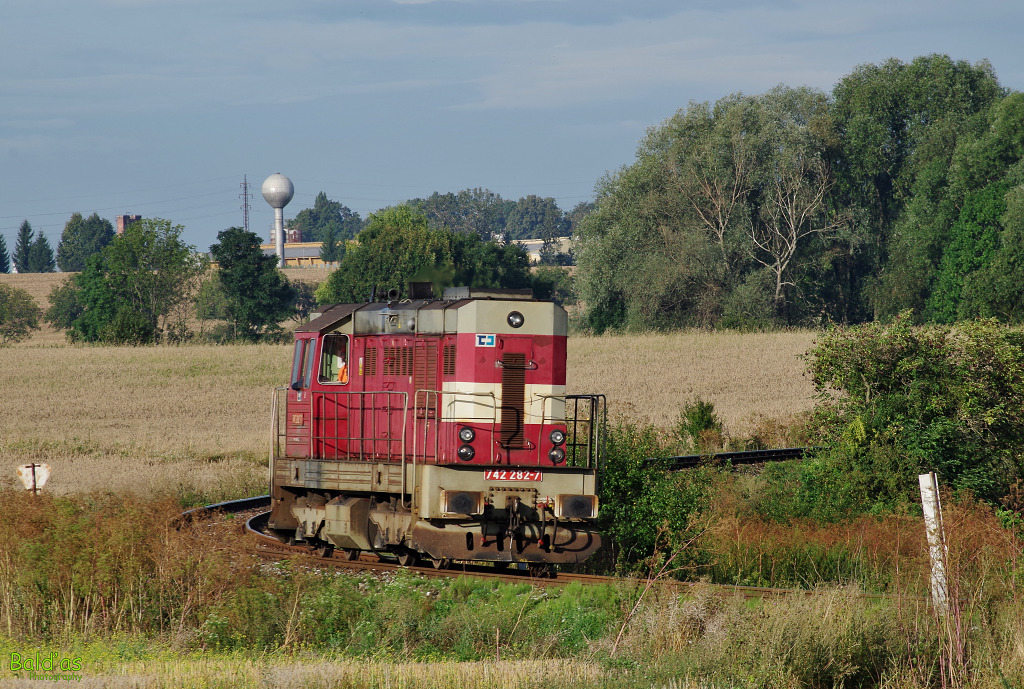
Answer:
[2, 489, 1024, 687]
[0, 491, 239, 641]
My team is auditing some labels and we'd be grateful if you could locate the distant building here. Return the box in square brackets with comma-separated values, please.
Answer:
[258, 240, 337, 268]
[286, 227, 303, 243]
[517, 237, 573, 264]
[115, 214, 141, 235]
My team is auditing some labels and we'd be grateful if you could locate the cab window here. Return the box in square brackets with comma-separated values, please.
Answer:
[290, 338, 312, 390]
[319, 334, 350, 384]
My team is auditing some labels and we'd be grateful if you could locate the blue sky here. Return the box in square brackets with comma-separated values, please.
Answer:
[1, 0, 1022, 254]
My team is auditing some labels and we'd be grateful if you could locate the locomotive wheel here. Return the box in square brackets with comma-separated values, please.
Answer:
[396, 548, 419, 567]
[343, 548, 360, 561]
[430, 557, 451, 570]
[314, 543, 335, 558]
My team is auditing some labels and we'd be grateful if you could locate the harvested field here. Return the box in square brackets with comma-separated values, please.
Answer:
[0, 272, 71, 347]
[0, 332, 817, 497]
[569, 330, 817, 435]
[1, 270, 819, 496]
[0, 344, 290, 498]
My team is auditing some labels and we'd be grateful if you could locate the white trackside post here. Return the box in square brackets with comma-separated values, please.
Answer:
[919, 471, 949, 614]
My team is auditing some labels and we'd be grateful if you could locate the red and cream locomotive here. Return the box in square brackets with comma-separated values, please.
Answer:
[267, 286, 604, 568]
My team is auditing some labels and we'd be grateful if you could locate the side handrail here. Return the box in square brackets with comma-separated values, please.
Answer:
[270, 387, 286, 477]
[412, 389, 499, 466]
[535, 393, 607, 469]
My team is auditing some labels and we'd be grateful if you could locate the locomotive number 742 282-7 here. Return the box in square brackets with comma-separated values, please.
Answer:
[482, 469, 542, 481]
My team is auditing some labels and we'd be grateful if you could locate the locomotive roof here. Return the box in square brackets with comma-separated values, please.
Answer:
[296, 293, 565, 337]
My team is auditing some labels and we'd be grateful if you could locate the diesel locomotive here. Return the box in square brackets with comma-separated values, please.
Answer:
[267, 286, 605, 568]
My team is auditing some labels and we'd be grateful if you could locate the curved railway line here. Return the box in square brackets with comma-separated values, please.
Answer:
[182, 487, 912, 603]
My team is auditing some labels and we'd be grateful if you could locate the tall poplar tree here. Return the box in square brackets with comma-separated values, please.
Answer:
[0, 234, 9, 273]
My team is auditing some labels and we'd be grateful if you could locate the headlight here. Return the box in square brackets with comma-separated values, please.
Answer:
[555, 494, 598, 519]
[459, 426, 475, 443]
[507, 311, 525, 328]
[457, 444, 476, 461]
[548, 447, 565, 464]
[549, 429, 566, 445]
[441, 490, 485, 515]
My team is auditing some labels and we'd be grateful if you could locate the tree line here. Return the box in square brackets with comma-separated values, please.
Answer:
[2, 189, 583, 275]
[7, 52, 1020, 344]
[0, 204, 571, 346]
[575, 53, 1021, 332]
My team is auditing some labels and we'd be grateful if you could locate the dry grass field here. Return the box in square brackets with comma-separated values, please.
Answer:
[568, 330, 818, 435]
[0, 343, 290, 498]
[0, 272, 71, 347]
[1, 272, 819, 496]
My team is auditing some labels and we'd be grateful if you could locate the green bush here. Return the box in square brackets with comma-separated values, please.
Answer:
[0, 282, 41, 345]
[674, 398, 724, 452]
[806, 314, 1024, 508]
[596, 418, 718, 573]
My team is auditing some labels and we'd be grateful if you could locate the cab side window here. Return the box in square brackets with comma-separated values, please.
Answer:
[290, 338, 312, 390]
[319, 334, 350, 384]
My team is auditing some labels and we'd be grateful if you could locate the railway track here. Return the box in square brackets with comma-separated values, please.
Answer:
[183, 494, 908, 602]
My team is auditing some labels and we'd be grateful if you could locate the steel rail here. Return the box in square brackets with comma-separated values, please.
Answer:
[647, 446, 826, 471]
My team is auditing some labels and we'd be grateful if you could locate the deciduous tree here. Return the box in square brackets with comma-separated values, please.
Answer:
[505, 195, 568, 241]
[56, 212, 115, 272]
[408, 188, 515, 240]
[749, 87, 845, 316]
[209, 227, 296, 340]
[316, 205, 532, 304]
[46, 218, 204, 343]
[289, 192, 363, 244]
[832, 54, 1004, 317]
[0, 283, 41, 345]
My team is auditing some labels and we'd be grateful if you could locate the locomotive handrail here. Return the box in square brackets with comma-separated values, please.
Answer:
[494, 359, 539, 370]
[410, 389, 499, 511]
[270, 386, 287, 466]
[305, 390, 409, 462]
[535, 393, 607, 470]
[412, 389, 499, 466]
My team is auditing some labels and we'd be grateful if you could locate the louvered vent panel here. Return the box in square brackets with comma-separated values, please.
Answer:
[443, 344, 457, 376]
[364, 347, 377, 376]
[500, 352, 526, 448]
[414, 341, 439, 418]
[383, 346, 413, 376]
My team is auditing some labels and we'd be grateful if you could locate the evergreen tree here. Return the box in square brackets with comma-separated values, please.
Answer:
[0, 234, 9, 273]
[319, 222, 345, 264]
[27, 234, 56, 273]
[12, 221, 33, 273]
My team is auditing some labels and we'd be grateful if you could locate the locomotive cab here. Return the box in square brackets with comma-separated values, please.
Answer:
[268, 288, 605, 567]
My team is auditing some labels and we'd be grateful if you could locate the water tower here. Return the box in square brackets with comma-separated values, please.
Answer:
[262, 173, 294, 268]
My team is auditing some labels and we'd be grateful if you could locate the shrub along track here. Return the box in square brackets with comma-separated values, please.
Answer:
[181, 496, 909, 602]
